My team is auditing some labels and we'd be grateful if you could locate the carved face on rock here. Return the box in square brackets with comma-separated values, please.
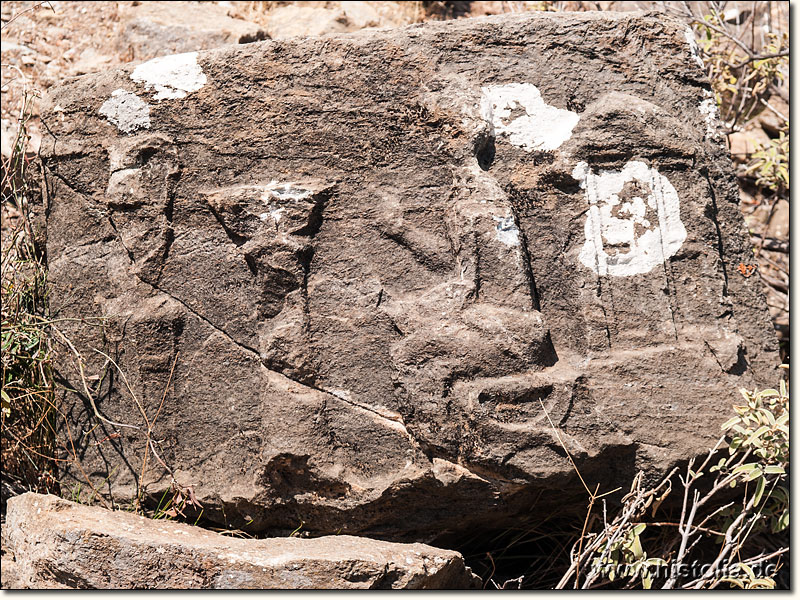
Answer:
[573, 160, 688, 277]
[46, 11, 778, 543]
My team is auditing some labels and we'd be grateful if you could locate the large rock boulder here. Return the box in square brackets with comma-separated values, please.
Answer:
[5, 493, 478, 589]
[41, 11, 778, 541]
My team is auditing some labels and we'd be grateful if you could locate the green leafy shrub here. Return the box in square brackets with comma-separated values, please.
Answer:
[695, 19, 787, 133]
[556, 367, 789, 589]
[746, 130, 789, 194]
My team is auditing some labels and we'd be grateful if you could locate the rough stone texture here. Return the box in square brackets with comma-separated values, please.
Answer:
[118, 1, 269, 61]
[41, 12, 779, 541]
[258, 2, 408, 40]
[1, 519, 23, 590]
[4, 493, 479, 589]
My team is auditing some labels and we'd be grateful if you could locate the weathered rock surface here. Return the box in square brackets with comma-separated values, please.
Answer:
[41, 12, 779, 541]
[4, 493, 479, 589]
[1, 519, 23, 589]
[255, 1, 418, 41]
[118, 1, 269, 61]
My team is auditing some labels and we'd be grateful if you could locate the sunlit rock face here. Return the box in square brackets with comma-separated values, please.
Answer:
[41, 11, 778, 541]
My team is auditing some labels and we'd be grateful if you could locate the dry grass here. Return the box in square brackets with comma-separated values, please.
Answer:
[1, 83, 59, 503]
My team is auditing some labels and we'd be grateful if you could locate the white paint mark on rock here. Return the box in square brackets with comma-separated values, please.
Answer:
[262, 180, 313, 202]
[684, 26, 705, 68]
[259, 181, 311, 223]
[493, 215, 520, 246]
[131, 52, 207, 101]
[260, 205, 286, 224]
[481, 83, 579, 151]
[574, 160, 687, 277]
[99, 89, 151, 134]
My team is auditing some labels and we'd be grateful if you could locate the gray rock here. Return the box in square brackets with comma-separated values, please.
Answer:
[40, 11, 778, 542]
[118, 1, 269, 61]
[260, 2, 402, 40]
[1, 518, 23, 590]
[4, 493, 479, 589]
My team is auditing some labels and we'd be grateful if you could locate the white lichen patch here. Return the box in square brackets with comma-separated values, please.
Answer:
[99, 89, 151, 134]
[684, 26, 705, 68]
[493, 215, 520, 246]
[574, 160, 687, 277]
[481, 83, 579, 151]
[131, 52, 207, 101]
[699, 90, 720, 137]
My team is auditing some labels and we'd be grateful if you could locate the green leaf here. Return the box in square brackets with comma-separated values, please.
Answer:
[771, 486, 789, 503]
[763, 465, 785, 475]
[762, 410, 776, 427]
[749, 578, 776, 589]
[721, 416, 740, 430]
[774, 511, 789, 532]
[738, 563, 756, 579]
[631, 535, 644, 560]
[746, 468, 763, 482]
[733, 464, 757, 475]
[753, 476, 766, 505]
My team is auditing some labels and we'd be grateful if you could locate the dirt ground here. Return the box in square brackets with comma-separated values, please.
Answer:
[0, 0, 788, 355]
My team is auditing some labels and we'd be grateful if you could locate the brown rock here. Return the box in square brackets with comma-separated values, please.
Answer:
[5, 493, 479, 589]
[728, 127, 771, 162]
[118, 1, 269, 61]
[259, 2, 407, 40]
[40, 11, 779, 542]
[764, 199, 789, 240]
[757, 96, 789, 138]
[1, 519, 23, 590]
